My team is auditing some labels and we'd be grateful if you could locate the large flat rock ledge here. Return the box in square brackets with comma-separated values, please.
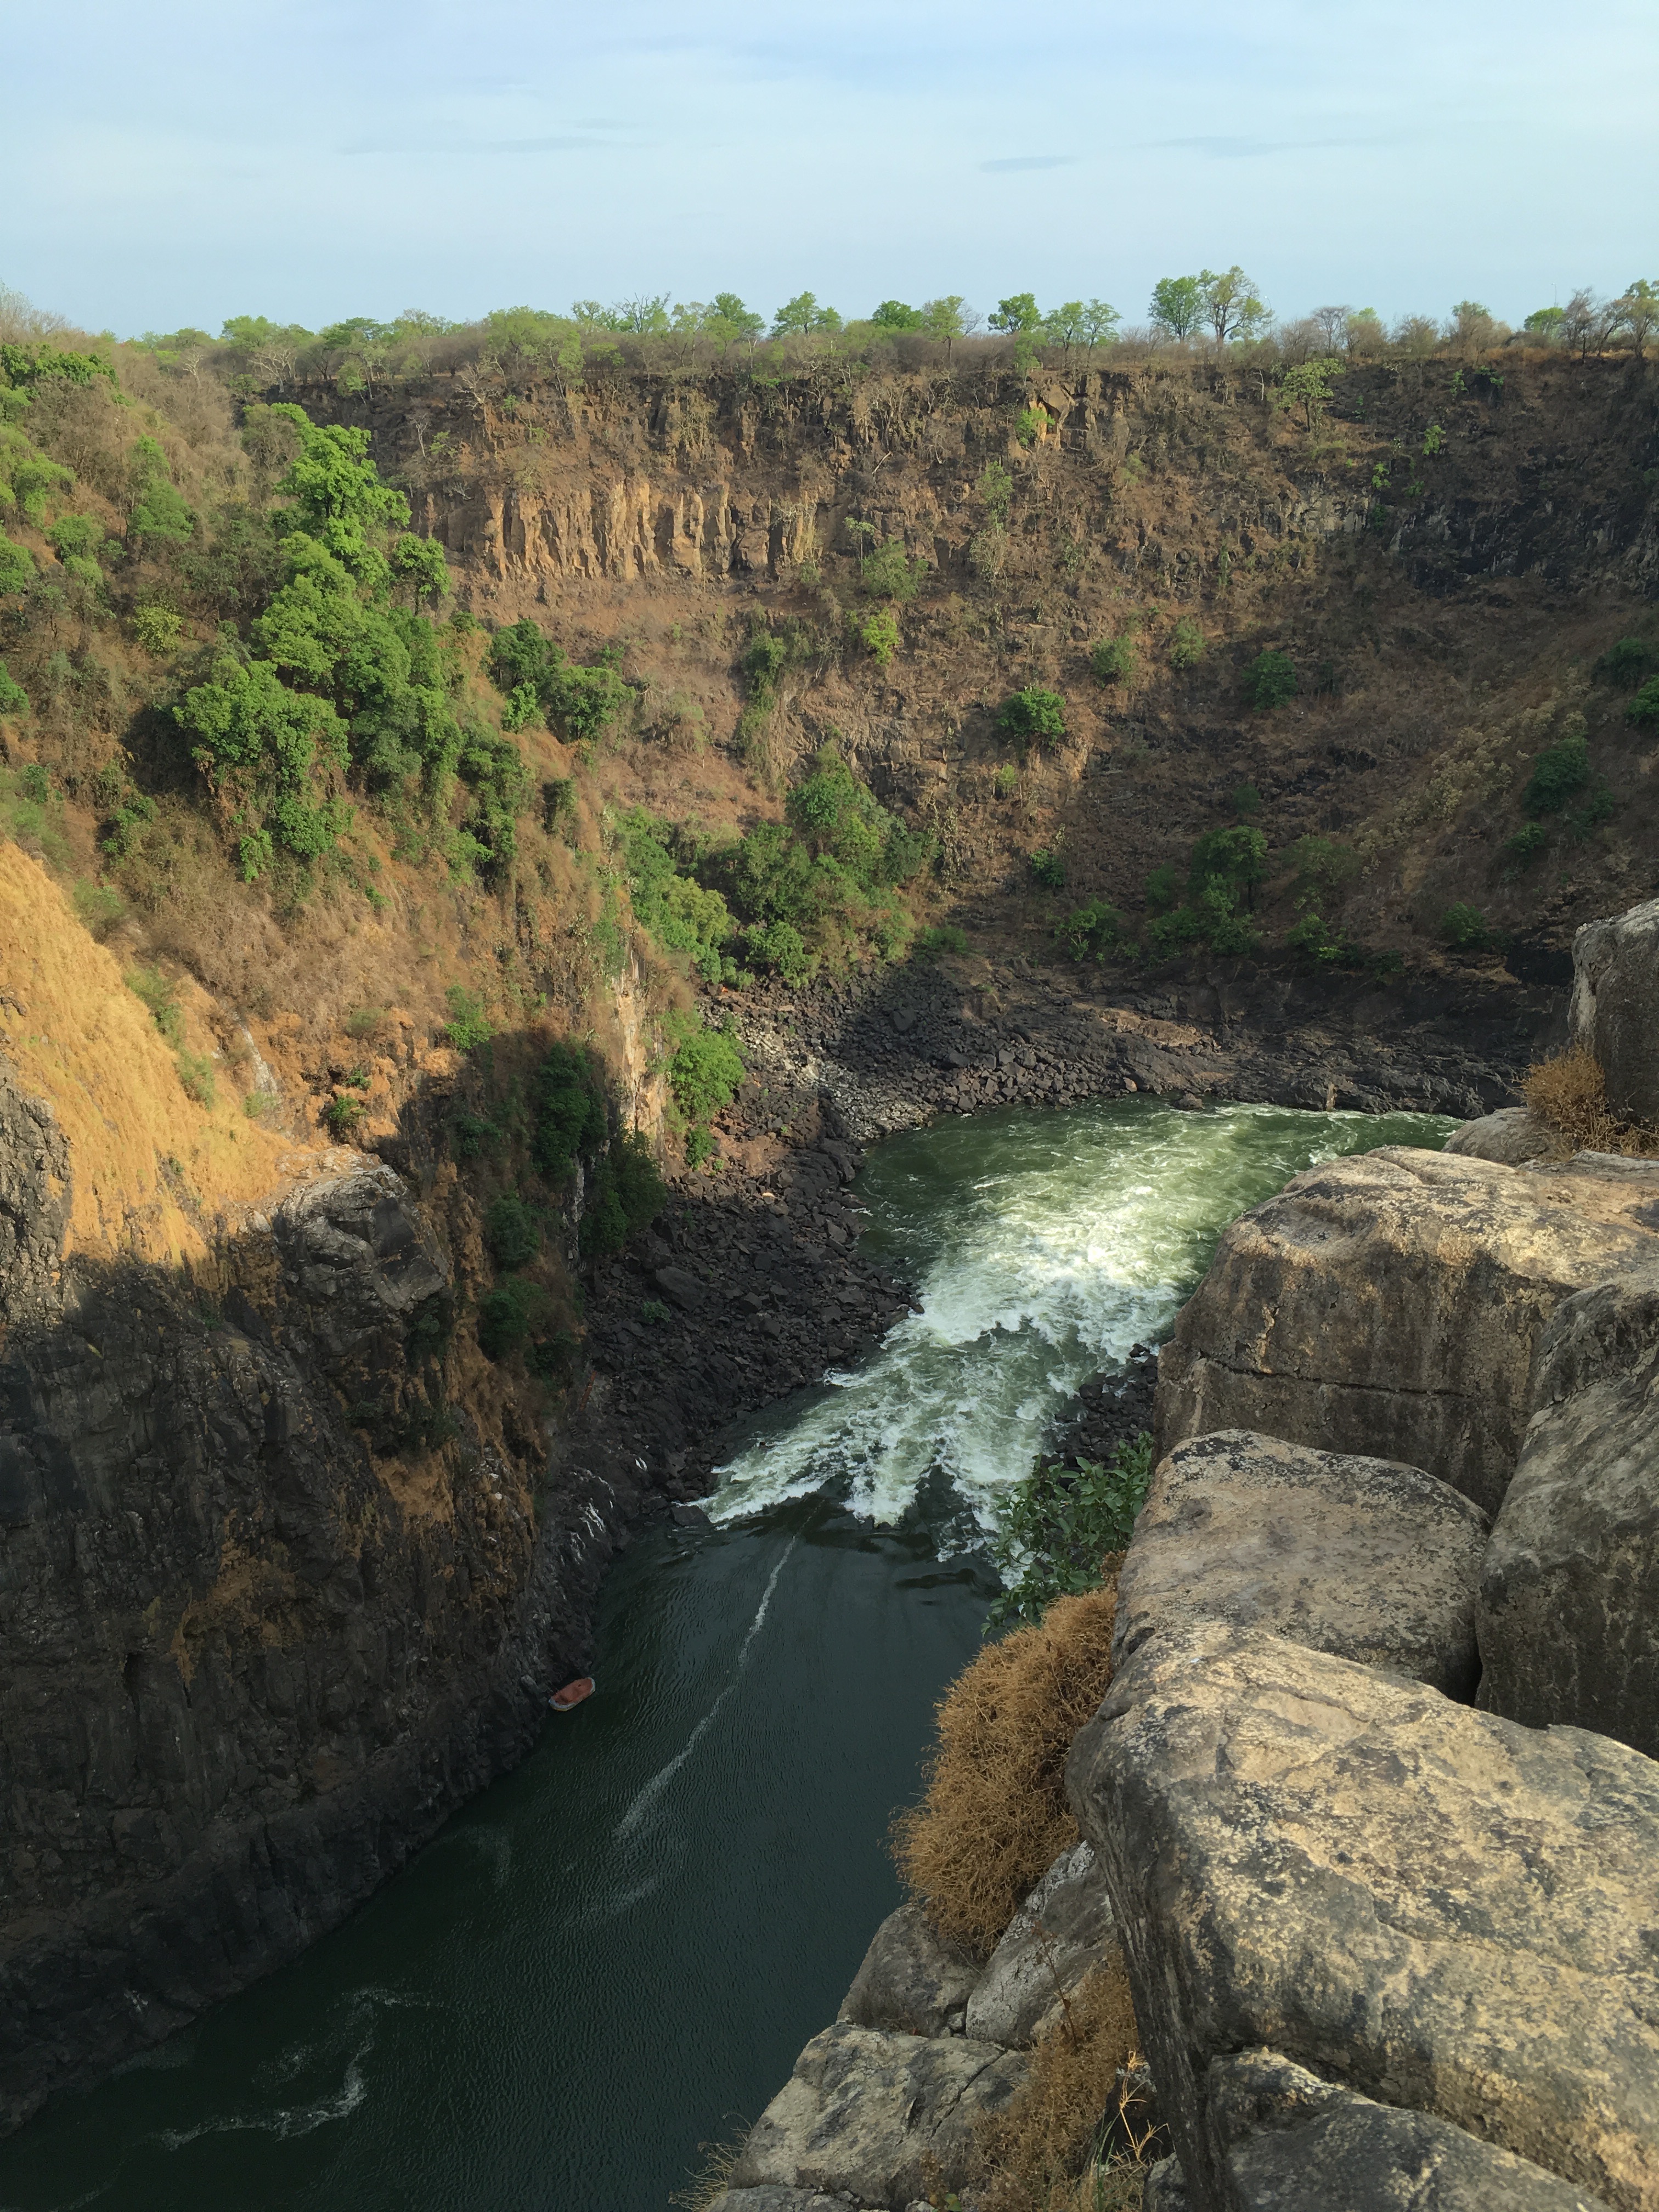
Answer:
[1114, 1429, 1488, 1695]
[1154, 1146, 1659, 1515]
[1477, 1266, 1659, 1759]
[1068, 1622, 1659, 2212]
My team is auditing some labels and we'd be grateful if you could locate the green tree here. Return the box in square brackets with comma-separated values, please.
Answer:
[1613, 279, 1659, 359]
[708, 292, 764, 352]
[921, 296, 970, 362]
[772, 291, 840, 338]
[1277, 356, 1344, 430]
[990, 292, 1042, 372]
[1080, 298, 1121, 352]
[1523, 306, 1566, 342]
[870, 300, 924, 330]
[616, 293, 672, 335]
[1149, 275, 1204, 341]
[1242, 650, 1297, 710]
[177, 658, 351, 877]
[1198, 267, 1268, 347]
[389, 533, 450, 612]
[1042, 301, 1086, 361]
[127, 437, 194, 545]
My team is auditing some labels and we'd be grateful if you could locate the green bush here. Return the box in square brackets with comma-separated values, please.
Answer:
[1504, 821, 1549, 869]
[665, 1015, 746, 1124]
[1441, 901, 1493, 950]
[1284, 912, 1356, 966]
[485, 1193, 540, 1269]
[1243, 648, 1297, 710]
[325, 1094, 365, 1135]
[861, 539, 928, 602]
[997, 687, 1066, 754]
[746, 918, 813, 982]
[1521, 732, 1591, 815]
[1594, 638, 1656, 688]
[1090, 635, 1136, 684]
[1285, 834, 1358, 906]
[1144, 861, 1183, 913]
[1628, 677, 1659, 729]
[915, 923, 969, 959]
[133, 606, 184, 655]
[580, 1131, 667, 1255]
[858, 607, 900, 667]
[477, 1274, 552, 1362]
[442, 985, 494, 1050]
[71, 880, 124, 936]
[993, 761, 1020, 798]
[126, 964, 183, 1045]
[1029, 847, 1065, 889]
[1056, 898, 1132, 961]
[684, 1126, 715, 1168]
[0, 532, 37, 594]
[641, 1297, 671, 1326]
[533, 1042, 607, 1180]
[986, 1435, 1154, 1629]
[0, 661, 28, 718]
[1167, 618, 1205, 671]
[176, 1049, 217, 1108]
[618, 809, 735, 974]
[1188, 825, 1267, 901]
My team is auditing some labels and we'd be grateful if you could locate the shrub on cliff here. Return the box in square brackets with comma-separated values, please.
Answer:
[1521, 727, 1591, 814]
[1593, 637, 1656, 688]
[988, 1436, 1153, 1629]
[997, 686, 1065, 757]
[579, 1132, 667, 1256]
[485, 1193, 540, 1269]
[1243, 647, 1297, 710]
[892, 1583, 1120, 1955]
[532, 1041, 607, 1179]
[1628, 676, 1659, 729]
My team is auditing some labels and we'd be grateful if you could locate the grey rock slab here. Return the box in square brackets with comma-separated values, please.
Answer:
[1443, 1108, 1555, 1164]
[1154, 1146, 1659, 1515]
[1207, 2049, 1613, 2211]
[839, 1900, 983, 2037]
[1477, 1266, 1659, 1758]
[729, 2021, 1028, 2207]
[272, 1163, 448, 1368]
[1144, 2157, 1193, 2210]
[1570, 898, 1659, 1125]
[710, 2193, 845, 2212]
[1115, 1430, 1489, 1696]
[963, 1839, 1118, 2049]
[1068, 1622, 1659, 2212]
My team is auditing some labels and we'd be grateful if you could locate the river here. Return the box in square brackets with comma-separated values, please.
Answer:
[0, 1097, 1450, 2212]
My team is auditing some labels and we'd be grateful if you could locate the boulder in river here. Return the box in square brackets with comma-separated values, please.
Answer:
[1154, 1146, 1659, 1514]
[963, 1838, 1117, 2049]
[1570, 897, 1659, 1125]
[1114, 1429, 1489, 1696]
[727, 2021, 1027, 2204]
[1068, 1621, 1659, 2212]
[1477, 1266, 1659, 1759]
[839, 1899, 983, 2037]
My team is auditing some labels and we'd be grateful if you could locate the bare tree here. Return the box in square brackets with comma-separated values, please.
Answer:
[1311, 304, 1351, 350]
[0, 283, 68, 344]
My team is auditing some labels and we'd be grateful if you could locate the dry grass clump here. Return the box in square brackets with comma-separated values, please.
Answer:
[1522, 1046, 1659, 1158]
[971, 1953, 1161, 2212]
[668, 2125, 749, 2210]
[892, 1581, 1119, 1956]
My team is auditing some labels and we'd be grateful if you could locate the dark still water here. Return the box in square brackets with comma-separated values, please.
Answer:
[0, 1099, 1451, 2212]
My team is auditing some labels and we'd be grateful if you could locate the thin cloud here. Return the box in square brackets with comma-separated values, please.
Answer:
[341, 131, 633, 157]
[1138, 132, 1398, 157]
[979, 154, 1077, 172]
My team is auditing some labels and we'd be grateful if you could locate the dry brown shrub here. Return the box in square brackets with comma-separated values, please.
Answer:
[971, 1953, 1159, 2212]
[892, 1581, 1118, 1955]
[1522, 1046, 1659, 1158]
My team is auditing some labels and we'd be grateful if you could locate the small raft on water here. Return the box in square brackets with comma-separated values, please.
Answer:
[549, 1677, 595, 1712]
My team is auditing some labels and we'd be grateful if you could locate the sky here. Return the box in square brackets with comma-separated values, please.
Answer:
[7, 0, 1657, 339]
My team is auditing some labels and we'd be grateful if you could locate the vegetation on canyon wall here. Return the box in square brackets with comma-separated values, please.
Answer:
[2, 268, 1657, 1395]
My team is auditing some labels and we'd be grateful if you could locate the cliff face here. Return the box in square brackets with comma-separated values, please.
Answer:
[315, 353, 1659, 967]
[0, 852, 611, 2132]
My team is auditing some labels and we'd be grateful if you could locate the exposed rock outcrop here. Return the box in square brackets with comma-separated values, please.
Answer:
[1570, 899, 1659, 1125]
[1113, 1430, 1489, 1695]
[726, 2022, 1028, 2207]
[1477, 1265, 1659, 1759]
[1199, 2047, 1614, 2212]
[839, 1900, 983, 2039]
[1443, 1105, 1555, 1163]
[1154, 1146, 1659, 1514]
[963, 1840, 1116, 2050]
[1069, 1622, 1659, 2212]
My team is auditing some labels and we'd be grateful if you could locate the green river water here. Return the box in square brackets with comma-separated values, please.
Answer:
[0, 1097, 1451, 2212]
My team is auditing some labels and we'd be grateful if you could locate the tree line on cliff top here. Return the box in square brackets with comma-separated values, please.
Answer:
[33, 267, 1650, 402]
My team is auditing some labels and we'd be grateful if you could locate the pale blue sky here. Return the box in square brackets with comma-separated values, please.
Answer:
[9, 0, 1657, 337]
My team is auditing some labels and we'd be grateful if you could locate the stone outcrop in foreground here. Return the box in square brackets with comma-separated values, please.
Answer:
[1570, 897, 1659, 1125]
[1113, 1429, 1489, 1694]
[1155, 1145, 1659, 1514]
[1069, 1622, 1659, 2212]
[1477, 1263, 1659, 1759]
